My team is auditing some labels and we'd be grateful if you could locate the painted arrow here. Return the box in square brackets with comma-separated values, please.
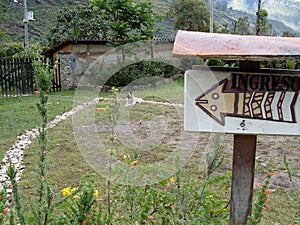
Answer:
[195, 79, 299, 126]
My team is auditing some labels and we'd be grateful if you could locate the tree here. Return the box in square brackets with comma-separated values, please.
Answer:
[168, 0, 210, 32]
[232, 10, 272, 36]
[47, 3, 108, 46]
[256, 0, 273, 36]
[232, 16, 253, 35]
[282, 31, 296, 37]
[0, 27, 7, 48]
[0, 45, 24, 57]
[90, 0, 157, 46]
[258, 9, 273, 36]
[47, 0, 157, 47]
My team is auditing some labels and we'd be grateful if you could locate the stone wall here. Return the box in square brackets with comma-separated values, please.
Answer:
[58, 42, 174, 89]
[58, 44, 109, 89]
[59, 52, 74, 90]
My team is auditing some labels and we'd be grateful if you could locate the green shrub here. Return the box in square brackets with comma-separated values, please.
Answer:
[105, 60, 182, 87]
[0, 44, 24, 57]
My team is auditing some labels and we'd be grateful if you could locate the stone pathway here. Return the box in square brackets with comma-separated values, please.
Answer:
[0, 96, 183, 195]
[0, 97, 100, 193]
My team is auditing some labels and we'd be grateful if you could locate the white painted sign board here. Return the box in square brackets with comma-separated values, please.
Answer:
[185, 69, 300, 135]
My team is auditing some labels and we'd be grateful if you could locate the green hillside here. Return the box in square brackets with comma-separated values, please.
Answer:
[0, 0, 87, 45]
[0, 0, 298, 49]
[227, 8, 300, 36]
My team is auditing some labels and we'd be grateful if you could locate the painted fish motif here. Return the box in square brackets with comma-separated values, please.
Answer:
[195, 76, 299, 126]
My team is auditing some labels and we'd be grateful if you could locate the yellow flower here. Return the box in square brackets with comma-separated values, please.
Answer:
[61, 187, 76, 197]
[169, 177, 175, 183]
[123, 155, 127, 161]
[94, 190, 99, 197]
[61, 187, 72, 196]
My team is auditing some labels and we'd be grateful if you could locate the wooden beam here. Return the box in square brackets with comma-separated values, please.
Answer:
[173, 30, 300, 61]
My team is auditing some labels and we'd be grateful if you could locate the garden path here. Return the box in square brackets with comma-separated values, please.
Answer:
[1, 94, 299, 200]
[0, 96, 184, 195]
[0, 97, 100, 193]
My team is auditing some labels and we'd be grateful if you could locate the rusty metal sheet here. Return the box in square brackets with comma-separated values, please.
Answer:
[173, 30, 300, 61]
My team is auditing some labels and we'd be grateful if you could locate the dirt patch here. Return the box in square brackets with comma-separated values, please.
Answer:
[219, 134, 300, 191]
[255, 135, 300, 190]
[75, 99, 300, 190]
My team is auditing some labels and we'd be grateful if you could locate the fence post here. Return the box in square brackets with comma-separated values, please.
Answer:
[0, 57, 36, 96]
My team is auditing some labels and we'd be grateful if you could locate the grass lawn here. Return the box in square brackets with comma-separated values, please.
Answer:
[0, 81, 299, 224]
[18, 80, 186, 190]
[0, 90, 76, 160]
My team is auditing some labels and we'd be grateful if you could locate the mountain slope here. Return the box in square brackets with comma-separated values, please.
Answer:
[0, 0, 299, 49]
[0, 0, 87, 45]
[228, 0, 300, 33]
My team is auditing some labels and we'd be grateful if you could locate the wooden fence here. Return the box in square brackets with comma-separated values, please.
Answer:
[0, 57, 61, 97]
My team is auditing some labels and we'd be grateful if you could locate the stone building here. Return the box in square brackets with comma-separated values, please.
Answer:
[43, 38, 174, 90]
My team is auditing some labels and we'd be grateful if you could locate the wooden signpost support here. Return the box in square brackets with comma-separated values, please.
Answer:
[173, 31, 300, 224]
[231, 134, 256, 224]
[230, 61, 260, 225]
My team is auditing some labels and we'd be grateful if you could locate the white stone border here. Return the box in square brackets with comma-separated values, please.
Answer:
[0, 97, 183, 191]
[0, 97, 100, 192]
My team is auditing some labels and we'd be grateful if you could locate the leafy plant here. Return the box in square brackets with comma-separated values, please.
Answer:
[0, 44, 24, 57]
[55, 176, 106, 225]
[232, 16, 253, 35]
[47, 3, 107, 46]
[0, 187, 8, 224]
[48, 0, 158, 47]
[283, 154, 293, 182]
[6, 163, 27, 225]
[167, 0, 210, 32]
[247, 175, 271, 225]
[105, 60, 182, 87]
[30, 51, 58, 225]
[5, 49, 59, 225]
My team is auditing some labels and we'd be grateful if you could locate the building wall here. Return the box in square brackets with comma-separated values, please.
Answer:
[59, 52, 74, 90]
[58, 44, 111, 89]
[58, 42, 174, 89]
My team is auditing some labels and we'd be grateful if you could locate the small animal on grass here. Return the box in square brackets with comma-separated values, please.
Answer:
[125, 92, 143, 106]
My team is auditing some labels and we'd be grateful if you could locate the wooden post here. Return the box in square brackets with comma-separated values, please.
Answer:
[173, 29, 300, 225]
[229, 61, 260, 225]
[230, 135, 257, 224]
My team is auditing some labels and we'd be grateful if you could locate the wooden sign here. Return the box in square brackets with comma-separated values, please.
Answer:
[185, 68, 300, 135]
[173, 30, 300, 61]
[174, 30, 300, 225]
